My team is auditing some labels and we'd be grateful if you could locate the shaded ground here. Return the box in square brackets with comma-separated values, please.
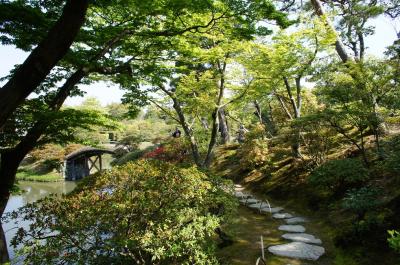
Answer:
[218, 204, 334, 265]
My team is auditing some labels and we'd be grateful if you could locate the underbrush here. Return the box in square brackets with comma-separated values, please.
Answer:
[212, 134, 400, 265]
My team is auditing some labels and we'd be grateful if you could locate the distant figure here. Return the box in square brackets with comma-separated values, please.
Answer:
[236, 124, 248, 143]
[172, 127, 181, 138]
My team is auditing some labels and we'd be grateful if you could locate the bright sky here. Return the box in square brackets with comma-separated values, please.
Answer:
[0, 15, 398, 107]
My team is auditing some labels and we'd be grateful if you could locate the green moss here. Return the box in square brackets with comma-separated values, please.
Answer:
[333, 249, 359, 265]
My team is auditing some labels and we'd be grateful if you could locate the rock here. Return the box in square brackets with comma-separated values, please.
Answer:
[285, 217, 307, 224]
[281, 233, 322, 244]
[234, 184, 243, 188]
[278, 225, 306, 233]
[248, 202, 270, 210]
[234, 191, 251, 198]
[273, 213, 293, 219]
[260, 207, 283, 214]
[268, 242, 325, 260]
[240, 198, 260, 205]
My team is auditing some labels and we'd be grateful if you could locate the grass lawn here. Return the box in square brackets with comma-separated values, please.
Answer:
[16, 170, 63, 182]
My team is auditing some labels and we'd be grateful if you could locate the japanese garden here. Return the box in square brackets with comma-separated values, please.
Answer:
[0, 0, 400, 264]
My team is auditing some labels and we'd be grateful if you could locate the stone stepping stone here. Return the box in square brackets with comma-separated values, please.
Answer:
[285, 217, 307, 224]
[282, 233, 322, 245]
[239, 198, 260, 205]
[260, 206, 283, 214]
[248, 202, 270, 210]
[268, 242, 325, 261]
[278, 225, 306, 233]
[234, 191, 251, 198]
[273, 213, 293, 219]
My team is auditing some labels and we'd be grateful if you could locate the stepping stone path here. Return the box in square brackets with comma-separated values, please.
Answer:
[279, 225, 306, 233]
[273, 213, 293, 219]
[282, 233, 322, 244]
[240, 198, 260, 205]
[285, 217, 307, 224]
[268, 242, 325, 261]
[233, 184, 325, 262]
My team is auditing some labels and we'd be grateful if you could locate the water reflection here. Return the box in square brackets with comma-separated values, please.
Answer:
[2, 181, 77, 262]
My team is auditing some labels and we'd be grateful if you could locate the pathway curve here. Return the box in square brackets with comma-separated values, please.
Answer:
[233, 184, 326, 262]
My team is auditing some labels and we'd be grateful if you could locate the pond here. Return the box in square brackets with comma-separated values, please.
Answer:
[2, 181, 77, 262]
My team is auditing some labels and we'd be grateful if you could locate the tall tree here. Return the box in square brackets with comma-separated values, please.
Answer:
[0, 0, 89, 128]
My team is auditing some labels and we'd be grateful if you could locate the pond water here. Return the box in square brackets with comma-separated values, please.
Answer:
[2, 181, 77, 262]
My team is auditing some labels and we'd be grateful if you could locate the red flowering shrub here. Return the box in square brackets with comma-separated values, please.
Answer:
[143, 138, 190, 163]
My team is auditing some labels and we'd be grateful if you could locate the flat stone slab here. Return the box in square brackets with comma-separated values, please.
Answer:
[273, 213, 293, 219]
[260, 206, 283, 214]
[240, 198, 260, 205]
[278, 225, 306, 233]
[234, 184, 243, 188]
[234, 191, 251, 198]
[268, 242, 325, 260]
[282, 233, 322, 244]
[285, 217, 307, 224]
[248, 202, 270, 210]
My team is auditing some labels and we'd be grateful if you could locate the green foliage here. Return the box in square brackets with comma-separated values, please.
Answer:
[29, 144, 65, 171]
[16, 170, 62, 182]
[342, 187, 381, 217]
[309, 159, 369, 193]
[144, 138, 192, 164]
[5, 160, 236, 264]
[237, 124, 270, 170]
[111, 148, 150, 166]
[388, 230, 400, 253]
[295, 114, 338, 166]
[381, 136, 400, 174]
[118, 118, 173, 150]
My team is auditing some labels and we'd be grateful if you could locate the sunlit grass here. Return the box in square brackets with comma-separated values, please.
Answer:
[16, 170, 63, 182]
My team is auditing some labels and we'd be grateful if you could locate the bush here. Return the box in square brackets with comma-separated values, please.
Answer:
[5, 160, 236, 265]
[237, 124, 270, 170]
[29, 144, 65, 172]
[143, 138, 191, 164]
[388, 230, 400, 253]
[342, 187, 381, 219]
[308, 158, 369, 193]
[295, 114, 338, 167]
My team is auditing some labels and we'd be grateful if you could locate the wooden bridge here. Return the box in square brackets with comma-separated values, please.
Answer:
[63, 147, 115, 181]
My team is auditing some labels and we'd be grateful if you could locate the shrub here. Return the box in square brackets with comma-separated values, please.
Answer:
[237, 124, 270, 170]
[5, 160, 236, 265]
[308, 158, 369, 193]
[143, 138, 191, 163]
[295, 114, 338, 167]
[388, 230, 400, 253]
[30, 144, 65, 171]
[342, 187, 381, 219]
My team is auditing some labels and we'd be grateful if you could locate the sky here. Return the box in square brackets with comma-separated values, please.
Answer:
[0, 15, 398, 107]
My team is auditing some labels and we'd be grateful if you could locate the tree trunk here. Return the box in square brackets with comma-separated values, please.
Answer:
[204, 109, 220, 167]
[0, 68, 87, 219]
[172, 99, 203, 167]
[310, 0, 350, 63]
[204, 60, 226, 167]
[0, 225, 9, 263]
[254, 100, 277, 136]
[0, 0, 89, 128]
[283, 77, 302, 158]
[218, 108, 230, 144]
[0, 149, 25, 217]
